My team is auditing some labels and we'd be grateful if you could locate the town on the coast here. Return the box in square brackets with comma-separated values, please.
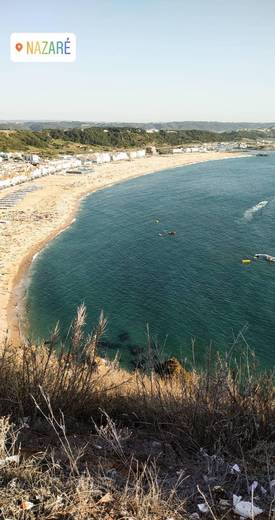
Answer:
[0, 132, 272, 190]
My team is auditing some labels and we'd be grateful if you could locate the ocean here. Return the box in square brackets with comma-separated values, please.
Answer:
[26, 154, 275, 369]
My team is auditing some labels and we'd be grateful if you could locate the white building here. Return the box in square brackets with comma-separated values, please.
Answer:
[136, 149, 146, 158]
[24, 154, 41, 165]
[129, 149, 146, 160]
[0, 153, 9, 160]
[146, 128, 159, 134]
[91, 152, 111, 164]
[111, 152, 129, 161]
[129, 151, 137, 160]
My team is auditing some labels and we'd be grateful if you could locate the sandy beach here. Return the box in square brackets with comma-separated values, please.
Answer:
[0, 151, 245, 343]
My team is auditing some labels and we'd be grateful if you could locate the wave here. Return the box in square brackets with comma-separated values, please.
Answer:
[243, 200, 269, 221]
[32, 252, 41, 262]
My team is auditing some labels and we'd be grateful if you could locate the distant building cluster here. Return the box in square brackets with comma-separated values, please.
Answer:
[88, 149, 146, 164]
[0, 153, 81, 190]
[0, 148, 149, 189]
[172, 142, 249, 154]
[0, 140, 251, 191]
[146, 128, 160, 134]
[0, 152, 41, 164]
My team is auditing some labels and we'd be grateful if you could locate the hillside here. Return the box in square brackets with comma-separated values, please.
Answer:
[0, 130, 93, 156]
[0, 127, 270, 155]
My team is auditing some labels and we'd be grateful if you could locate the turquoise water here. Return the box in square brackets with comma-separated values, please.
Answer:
[27, 155, 275, 368]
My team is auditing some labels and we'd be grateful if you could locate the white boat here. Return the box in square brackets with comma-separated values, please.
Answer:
[254, 253, 275, 262]
[254, 201, 268, 211]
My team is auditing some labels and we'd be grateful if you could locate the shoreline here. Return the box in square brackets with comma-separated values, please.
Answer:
[0, 152, 247, 344]
[7, 194, 85, 343]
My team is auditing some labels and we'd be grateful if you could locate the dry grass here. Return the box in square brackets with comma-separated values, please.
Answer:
[0, 306, 274, 518]
[0, 411, 186, 520]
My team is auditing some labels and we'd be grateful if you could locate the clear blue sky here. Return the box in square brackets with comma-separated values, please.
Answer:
[1, 0, 275, 122]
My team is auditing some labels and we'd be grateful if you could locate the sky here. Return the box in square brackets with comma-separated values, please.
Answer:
[1, 0, 275, 122]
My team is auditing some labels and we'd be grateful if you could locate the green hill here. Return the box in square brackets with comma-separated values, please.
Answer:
[0, 127, 266, 156]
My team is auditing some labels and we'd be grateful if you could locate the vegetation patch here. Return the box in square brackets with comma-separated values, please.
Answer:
[0, 306, 274, 518]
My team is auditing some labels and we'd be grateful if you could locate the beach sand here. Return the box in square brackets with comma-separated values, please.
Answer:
[0, 152, 245, 343]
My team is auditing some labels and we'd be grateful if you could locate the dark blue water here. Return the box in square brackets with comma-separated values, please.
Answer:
[27, 155, 275, 368]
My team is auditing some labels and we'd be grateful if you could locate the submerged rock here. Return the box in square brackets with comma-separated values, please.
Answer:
[118, 331, 131, 343]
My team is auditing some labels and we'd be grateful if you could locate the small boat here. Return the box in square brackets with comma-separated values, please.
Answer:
[255, 200, 268, 210]
[158, 230, 176, 238]
[256, 153, 269, 157]
[254, 253, 275, 262]
[241, 259, 251, 265]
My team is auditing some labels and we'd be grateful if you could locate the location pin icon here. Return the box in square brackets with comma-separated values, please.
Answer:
[15, 42, 23, 52]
